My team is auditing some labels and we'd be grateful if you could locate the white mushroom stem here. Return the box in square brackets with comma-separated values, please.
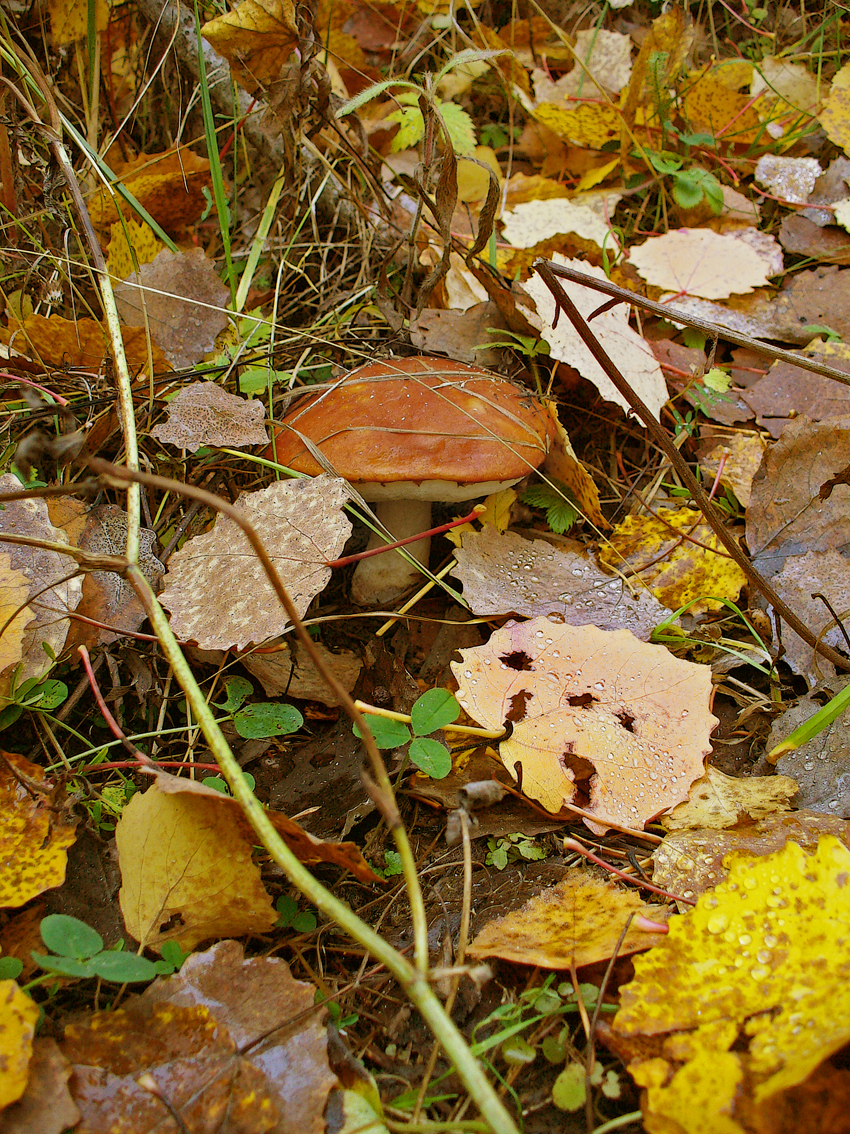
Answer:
[350, 500, 433, 607]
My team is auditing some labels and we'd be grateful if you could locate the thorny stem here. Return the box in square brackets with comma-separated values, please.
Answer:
[534, 258, 850, 674]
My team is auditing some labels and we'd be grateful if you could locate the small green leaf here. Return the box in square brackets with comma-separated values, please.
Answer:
[542, 1034, 568, 1063]
[233, 702, 303, 738]
[671, 169, 705, 210]
[409, 737, 452, 778]
[501, 1037, 536, 1065]
[646, 150, 682, 175]
[552, 1062, 587, 1111]
[383, 850, 403, 876]
[31, 679, 67, 710]
[353, 715, 411, 749]
[40, 914, 103, 960]
[91, 951, 158, 983]
[337, 79, 412, 117]
[30, 952, 95, 979]
[410, 688, 460, 735]
[202, 775, 230, 794]
[0, 705, 22, 731]
[437, 101, 477, 155]
[213, 675, 253, 713]
[0, 957, 23, 980]
[703, 367, 732, 392]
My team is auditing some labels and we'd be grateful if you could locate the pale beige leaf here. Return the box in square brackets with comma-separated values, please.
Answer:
[660, 765, 797, 831]
[523, 255, 667, 419]
[628, 229, 772, 299]
[116, 781, 276, 952]
[501, 196, 618, 250]
[152, 381, 269, 451]
[160, 476, 350, 650]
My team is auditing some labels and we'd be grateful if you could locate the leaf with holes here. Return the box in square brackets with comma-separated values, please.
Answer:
[452, 617, 717, 833]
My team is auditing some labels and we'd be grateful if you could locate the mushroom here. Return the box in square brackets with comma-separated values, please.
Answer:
[266, 356, 556, 606]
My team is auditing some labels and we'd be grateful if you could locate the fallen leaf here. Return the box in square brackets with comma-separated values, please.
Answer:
[682, 68, 765, 146]
[160, 476, 351, 650]
[240, 639, 362, 707]
[0, 477, 83, 700]
[116, 778, 278, 952]
[532, 100, 621, 149]
[87, 149, 214, 235]
[64, 505, 164, 654]
[660, 764, 797, 831]
[652, 810, 850, 906]
[105, 217, 163, 281]
[628, 228, 772, 299]
[410, 301, 509, 367]
[800, 155, 850, 226]
[541, 401, 606, 529]
[660, 288, 820, 346]
[780, 264, 850, 341]
[0, 980, 39, 1108]
[501, 193, 621, 251]
[0, 314, 171, 374]
[201, 0, 298, 98]
[616, 836, 850, 1123]
[0, 753, 77, 908]
[751, 57, 823, 136]
[467, 872, 669, 969]
[767, 550, 850, 682]
[770, 677, 850, 816]
[697, 430, 766, 507]
[598, 506, 748, 615]
[47, 0, 107, 45]
[450, 526, 669, 639]
[523, 254, 668, 419]
[452, 616, 717, 831]
[818, 62, 850, 155]
[0, 1037, 80, 1134]
[139, 939, 338, 1134]
[115, 249, 230, 370]
[746, 416, 850, 578]
[754, 155, 822, 204]
[0, 553, 34, 674]
[152, 381, 270, 451]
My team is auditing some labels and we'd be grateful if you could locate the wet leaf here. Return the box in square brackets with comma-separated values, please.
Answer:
[770, 678, 850, 817]
[0, 552, 34, 675]
[452, 616, 717, 831]
[0, 1037, 80, 1134]
[660, 765, 797, 832]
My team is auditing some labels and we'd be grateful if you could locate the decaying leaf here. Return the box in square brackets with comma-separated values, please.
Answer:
[818, 62, 850, 155]
[523, 255, 668, 419]
[160, 477, 351, 650]
[500, 195, 619, 252]
[64, 505, 164, 654]
[0, 1037, 80, 1134]
[0, 552, 34, 675]
[152, 381, 270, 451]
[115, 248, 230, 369]
[660, 764, 797, 831]
[87, 148, 214, 235]
[698, 430, 766, 508]
[616, 836, 850, 1127]
[0, 313, 171, 374]
[754, 155, 822, 204]
[116, 778, 278, 952]
[770, 677, 850, 817]
[598, 506, 747, 615]
[0, 979, 39, 1109]
[451, 526, 668, 640]
[0, 753, 78, 907]
[746, 416, 850, 578]
[628, 228, 772, 299]
[467, 872, 669, 969]
[652, 810, 850, 906]
[452, 616, 717, 831]
[780, 264, 850, 342]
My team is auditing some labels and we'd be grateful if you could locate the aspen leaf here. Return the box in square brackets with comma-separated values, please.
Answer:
[152, 381, 270, 451]
[0, 980, 39, 1108]
[452, 616, 717, 832]
[201, 0, 298, 98]
[0, 553, 34, 675]
[660, 764, 797, 831]
[628, 229, 772, 299]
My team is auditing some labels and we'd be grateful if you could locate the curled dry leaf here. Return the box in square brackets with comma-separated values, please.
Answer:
[660, 764, 798, 831]
[452, 616, 717, 832]
[451, 526, 668, 640]
[160, 477, 350, 650]
[152, 381, 270, 451]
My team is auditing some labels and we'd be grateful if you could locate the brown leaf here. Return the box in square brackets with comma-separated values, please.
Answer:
[768, 550, 850, 682]
[780, 264, 850, 342]
[87, 149, 214, 235]
[240, 639, 362, 707]
[467, 872, 669, 969]
[746, 416, 850, 578]
[452, 616, 717, 832]
[742, 339, 850, 436]
[779, 215, 850, 265]
[0, 1037, 80, 1134]
[160, 477, 351, 650]
[201, 0, 298, 98]
[0, 314, 171, 373]
[64, 505, 164, 654]
[115, 249, 230, 369]
[152, 381, 270, 451]
[770, 676, 850, 816]
[451, 526, 668, 640]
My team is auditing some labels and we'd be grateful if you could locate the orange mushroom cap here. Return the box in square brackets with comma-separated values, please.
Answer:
[266, 356, 555, 495]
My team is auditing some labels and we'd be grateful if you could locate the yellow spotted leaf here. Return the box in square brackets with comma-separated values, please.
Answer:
[467, 873, 669, 968]
[819, 63, 850, 155]
[616, 836, 850, 1110]
[683, 69, 766, 146]
[48, 0, 108, 46]
[0, 980, 39, 1108]
[0, 753, 78, 908]
[660, 765, 798, 831]
[598, 507, 747, 614]
[533, 100, 621, 149]
[0, 553, 34, 675]
[87, 149, 213, 235]
[105, 218, 163, 281]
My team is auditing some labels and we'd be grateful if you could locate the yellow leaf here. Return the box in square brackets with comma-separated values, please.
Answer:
[616, 836, 850, 1112]
[0, 753, 77, 907]
[106, 218, 163, 281]
[201, 0, 298, 98]
[445, 488, 516, 549]
[0, 553, 34, 675]
[87, 149, 214, 235]
[599, 506, 747, 614]
[467, 873, 668, 968]
[0, 980, 38, 1108]
[683, 69, 765, 145]
[533, 100, 621, 149]
[541, 402, 606, 529]
[819, 63, 850, 154]
[660, 765, 797, 831]
[47, 0, 108, 46]
[116, 780, 276, 953]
